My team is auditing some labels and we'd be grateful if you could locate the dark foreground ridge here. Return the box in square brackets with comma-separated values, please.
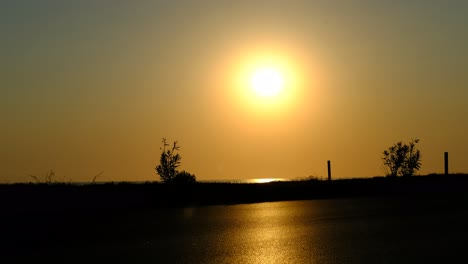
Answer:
[1, 174, 467, 214]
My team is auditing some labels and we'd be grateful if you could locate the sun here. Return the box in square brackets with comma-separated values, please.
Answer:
[250, 68, 284, 97]
[224, 50, 309, 118]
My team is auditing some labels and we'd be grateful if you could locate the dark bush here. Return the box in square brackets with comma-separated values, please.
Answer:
[382, 139, 421, 177]
[173, 171, 196, 183]
[155, 138, 196, 183]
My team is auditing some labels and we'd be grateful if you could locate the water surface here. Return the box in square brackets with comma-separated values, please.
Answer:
[6, 196, 467, 263]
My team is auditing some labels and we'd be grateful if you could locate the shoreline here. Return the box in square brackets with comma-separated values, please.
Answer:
[1, 174, 467, 215]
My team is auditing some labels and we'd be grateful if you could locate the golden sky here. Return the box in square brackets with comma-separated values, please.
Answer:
[1, 0, 467, 182]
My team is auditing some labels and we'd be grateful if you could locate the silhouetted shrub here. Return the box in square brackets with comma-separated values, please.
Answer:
[173, 171, 196, 183]
[155, 138, 196, 183]
[382, 138, 421, 177]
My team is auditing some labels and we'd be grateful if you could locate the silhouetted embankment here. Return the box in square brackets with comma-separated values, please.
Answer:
[1, 174, 467, 215]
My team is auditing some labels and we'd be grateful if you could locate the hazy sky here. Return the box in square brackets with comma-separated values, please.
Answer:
[2, 0, 467, 182]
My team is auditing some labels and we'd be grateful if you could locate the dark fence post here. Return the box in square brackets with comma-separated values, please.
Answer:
[327, 160, 331, 181]
[444, 152, 449, 176]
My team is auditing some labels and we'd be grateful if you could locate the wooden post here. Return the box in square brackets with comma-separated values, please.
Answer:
[327, 160, 331, 181]
[444, 152, 449, 176]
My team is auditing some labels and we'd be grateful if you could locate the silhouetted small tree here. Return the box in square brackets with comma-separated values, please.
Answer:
[155, 138, 181, 183]
[155, 138, 196, 183]
[382, 139, 421, 177]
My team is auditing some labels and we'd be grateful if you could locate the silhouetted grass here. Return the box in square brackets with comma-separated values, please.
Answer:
[1, 174, 467, 215]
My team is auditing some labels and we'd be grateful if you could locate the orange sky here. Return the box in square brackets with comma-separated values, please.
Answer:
[1, 1, 467, 182]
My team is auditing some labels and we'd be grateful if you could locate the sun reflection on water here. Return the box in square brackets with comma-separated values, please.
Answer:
[249, 178, 285, 183]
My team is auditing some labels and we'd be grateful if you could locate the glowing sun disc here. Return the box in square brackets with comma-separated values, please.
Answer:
[251, 68, 284, 97]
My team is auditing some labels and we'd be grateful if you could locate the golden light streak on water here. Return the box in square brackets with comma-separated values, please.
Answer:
[249, 178, 285, 183]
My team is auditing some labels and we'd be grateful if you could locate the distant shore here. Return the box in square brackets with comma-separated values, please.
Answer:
[1, 174, 467, 215]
